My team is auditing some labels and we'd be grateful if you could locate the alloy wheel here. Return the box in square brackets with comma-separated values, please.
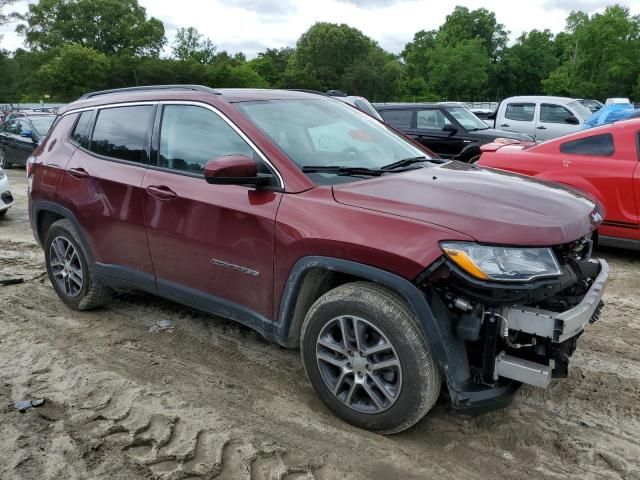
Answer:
[316, 315, 402, 414]
[49, 236, 84, 297]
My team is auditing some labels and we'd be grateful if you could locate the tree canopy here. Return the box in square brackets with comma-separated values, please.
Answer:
[1, 0, 639, 103]
[16, 0, 166, 55]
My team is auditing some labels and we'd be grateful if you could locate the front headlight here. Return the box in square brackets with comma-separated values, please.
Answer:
[441, 242, 562, 282]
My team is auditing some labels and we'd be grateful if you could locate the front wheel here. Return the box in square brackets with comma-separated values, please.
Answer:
[301, 282, 441, 434]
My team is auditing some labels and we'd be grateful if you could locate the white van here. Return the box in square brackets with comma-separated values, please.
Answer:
[491, 96, 592, 141]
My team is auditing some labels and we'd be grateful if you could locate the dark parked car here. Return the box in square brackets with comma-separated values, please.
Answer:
[0, 114, 56, 168]
[29, 85, 608, 433]
[375, 102, 532, 162]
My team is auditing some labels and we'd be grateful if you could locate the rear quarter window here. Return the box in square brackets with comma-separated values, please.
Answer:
[559, 133, 614, 156]
[70, 111, 94, 148]
[381, 110, 412, 129]
[505, 103, 535, 122]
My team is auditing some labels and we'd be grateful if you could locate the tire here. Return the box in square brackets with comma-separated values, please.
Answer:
[0, 148, 11, 169]
[300, 281, 441, 434]
[468, 154, 481, 164]
[44, 219, 111, 310]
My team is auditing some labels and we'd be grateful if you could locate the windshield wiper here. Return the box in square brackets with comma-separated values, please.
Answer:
[382, 156, 444, 171]
[301, 165, 385, 177]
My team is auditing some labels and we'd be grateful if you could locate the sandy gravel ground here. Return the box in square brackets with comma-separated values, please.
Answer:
[1, 168, 639, 480]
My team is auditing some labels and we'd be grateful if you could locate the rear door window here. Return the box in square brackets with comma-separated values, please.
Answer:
[560, 134, 614, 156]
[381, 110, 413, 129]
[416, 109, 452, 130]
[89, 105, 154, 164]
[505, 103, 535, 122]
[540, 104, 573, 123]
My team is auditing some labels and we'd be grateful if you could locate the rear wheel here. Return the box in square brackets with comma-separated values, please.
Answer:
[44, 219, 111, 310]
[301, 282, 441, 434]
[0, 148, 11, 169]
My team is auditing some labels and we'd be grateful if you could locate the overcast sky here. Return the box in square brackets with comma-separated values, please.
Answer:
[1, 0, 639, 57]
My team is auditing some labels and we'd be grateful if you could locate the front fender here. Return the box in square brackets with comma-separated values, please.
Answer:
[275, 256, 471, 388]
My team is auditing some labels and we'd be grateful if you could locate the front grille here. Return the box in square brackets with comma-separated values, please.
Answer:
[1, 191, 13, 205]
[554, 234, 593, 264]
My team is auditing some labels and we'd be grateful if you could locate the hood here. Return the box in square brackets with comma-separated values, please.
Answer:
[468, 128, 533, 141]
[332, 162, 601, 246]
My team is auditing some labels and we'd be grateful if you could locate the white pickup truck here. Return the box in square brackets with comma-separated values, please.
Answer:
[486, 96, 593, 141]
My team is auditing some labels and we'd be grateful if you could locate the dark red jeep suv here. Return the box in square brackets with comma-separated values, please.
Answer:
[28, 85, 609, 433]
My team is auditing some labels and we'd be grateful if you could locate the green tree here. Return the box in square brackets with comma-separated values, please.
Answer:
[401, 29, 436, 81]
[33, 44, 110, 100]
[437, 6, 508, 61]
[0, 0, 15, 26]
[543, 5, 640, 98]
[427, 39, 491, 100]
[248, 47, 294, 87]
[401, 6, 506, 100]
[499, 30, 559, 96]
[17, 0, 166, 56]
[285, 22, 377, 90]
[0, 0, 16, 45]
[172, 27, 217, 64]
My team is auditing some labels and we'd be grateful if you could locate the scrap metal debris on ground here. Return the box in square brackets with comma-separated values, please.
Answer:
[14, 398, 45, 413]
[149, 320, 176, 333]
[0, 278, 25, 286]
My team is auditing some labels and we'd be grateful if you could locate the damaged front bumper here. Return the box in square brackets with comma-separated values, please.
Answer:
[495, 259, 609, 388]
[421, 254, 609, 414]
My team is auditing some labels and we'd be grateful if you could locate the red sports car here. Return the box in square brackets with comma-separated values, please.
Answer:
[478, 119, 640, 250]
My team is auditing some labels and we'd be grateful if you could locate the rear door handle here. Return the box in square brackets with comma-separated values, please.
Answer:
[537, 126, 547, 130]
[146, 185, 177, 200]
[68, 167, 89, 179]
[500, 124, 510, 127]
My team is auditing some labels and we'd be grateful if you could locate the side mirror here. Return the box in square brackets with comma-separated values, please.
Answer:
[204, 154, 270, 186]
[21, 130, 33, 138]
[442, 124, 457, 133]
[565, 115, 580, 125]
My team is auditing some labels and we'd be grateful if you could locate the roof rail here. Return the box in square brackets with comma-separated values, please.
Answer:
[79, 85, 221, 100]
[288, 89, 329, 97]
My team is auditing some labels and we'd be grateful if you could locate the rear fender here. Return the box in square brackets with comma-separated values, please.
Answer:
[532, 172, 605, 207]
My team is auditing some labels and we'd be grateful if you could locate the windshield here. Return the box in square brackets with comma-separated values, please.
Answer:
[567, 101, 592, 121]
[30, 116, 55, 136]
[446, 107, 488, 130]
[238, 99, 429, 177]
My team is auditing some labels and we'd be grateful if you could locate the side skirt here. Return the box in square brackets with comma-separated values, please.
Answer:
[598, 235, 640, 251]
[95, 262, 277, 343]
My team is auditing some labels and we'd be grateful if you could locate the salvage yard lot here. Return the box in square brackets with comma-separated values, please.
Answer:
[1, 168, 639, 480]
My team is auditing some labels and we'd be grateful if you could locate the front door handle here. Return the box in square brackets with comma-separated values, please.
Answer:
[68, 167, 89, 179]
[146, 185, 177, 200]
[500, 123, 510, 127]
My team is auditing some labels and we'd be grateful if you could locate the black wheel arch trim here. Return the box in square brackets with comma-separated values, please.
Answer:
[275, 256, 471, 386]
[31, 200, 96, 264]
